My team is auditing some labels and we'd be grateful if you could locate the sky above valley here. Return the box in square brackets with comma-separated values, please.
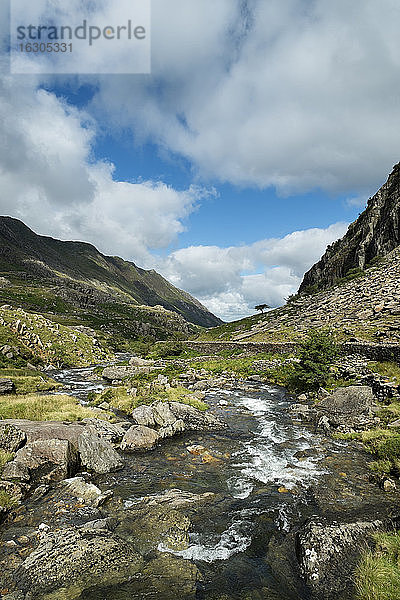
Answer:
[1, 0, 400, 321]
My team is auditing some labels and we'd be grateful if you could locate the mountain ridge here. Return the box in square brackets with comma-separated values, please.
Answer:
[0, 217, 221, 346]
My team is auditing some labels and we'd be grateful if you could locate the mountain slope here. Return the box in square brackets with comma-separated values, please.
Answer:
[199, 245, 400, 344]
[0, 216, 221, 329]
[300, 162, 400, 293]
[199, 163, 400, 345]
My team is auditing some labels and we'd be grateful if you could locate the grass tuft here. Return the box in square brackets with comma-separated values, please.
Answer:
[0, 393, 107, 422]
[0, 449, 13, 474]
[355, 532, 400, 600]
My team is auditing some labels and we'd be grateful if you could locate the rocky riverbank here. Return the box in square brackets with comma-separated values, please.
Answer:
[0, 352, 400, 599]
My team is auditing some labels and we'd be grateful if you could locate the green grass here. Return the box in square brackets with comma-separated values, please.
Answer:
[0, 393, 108, 422]
[92, 384, 209, 415]
[0, 449, 13, 474]
[368, 361, 400, 382]
[0, 367, 61, 394]
[335, 429, 400, 477]
[355, 532, 400, 600]
[0, 490, 18, 510]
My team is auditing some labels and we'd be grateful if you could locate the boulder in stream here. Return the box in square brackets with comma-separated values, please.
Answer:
[3, 439, 78, 483]
[296, 518, 383, 599]
[78, 426, 123, 473]
[316, 385, 378, 430]
[14, 525, 144, 600]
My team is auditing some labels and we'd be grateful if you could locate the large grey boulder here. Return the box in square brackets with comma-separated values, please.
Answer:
[102, 365, 139, 381]
[1, 420, 85, 450]
[81, 418, 127, 444]
[316, 386, 377, 430]
[125, 401, 225, 451]
[169, 401, 225, 431]
[131, 401, 224, 432]
[78, 426, 123, 473]
[0, 423, 26, 452]
[129, 356, 155, 367]
[297, 519, 382, 598]
[14, 526, 143, 600]
[120, 425, 160, 451]
[3, 439, 78, 483]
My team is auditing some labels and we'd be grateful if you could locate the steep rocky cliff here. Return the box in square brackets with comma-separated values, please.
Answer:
[299, 163, 400, 293]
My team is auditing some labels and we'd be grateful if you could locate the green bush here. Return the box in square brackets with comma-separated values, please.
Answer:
[288, 329, 338, 392]
[377, 436, 400, 461]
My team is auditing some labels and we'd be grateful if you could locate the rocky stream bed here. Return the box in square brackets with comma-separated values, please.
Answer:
[0, 364, 399, 600]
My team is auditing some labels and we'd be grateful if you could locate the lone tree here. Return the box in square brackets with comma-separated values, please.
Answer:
[255, 303, 270, 313]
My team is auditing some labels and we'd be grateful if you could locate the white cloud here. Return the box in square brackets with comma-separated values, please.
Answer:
[158, 222, 348, 320]
[93, 0, 400, 195]
[0, 75, 208, 264]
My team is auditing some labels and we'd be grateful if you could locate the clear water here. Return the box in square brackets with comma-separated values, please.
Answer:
[41, 368, 363, 600]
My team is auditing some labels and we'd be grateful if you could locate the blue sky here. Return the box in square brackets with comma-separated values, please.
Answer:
[1, 1, 400, 320]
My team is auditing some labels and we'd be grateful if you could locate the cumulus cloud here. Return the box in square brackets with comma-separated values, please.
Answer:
[0, 75, 208, 264]
[158, 223, 348, 320]
[93, 0, 400, 194]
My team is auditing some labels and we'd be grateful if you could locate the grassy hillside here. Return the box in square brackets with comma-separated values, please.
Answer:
[0, 216, 221, 331]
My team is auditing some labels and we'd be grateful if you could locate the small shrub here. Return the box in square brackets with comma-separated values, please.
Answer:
[377, 436, 400, 461]
[288, 329, 338, 392]
[150, 341, 185, 359]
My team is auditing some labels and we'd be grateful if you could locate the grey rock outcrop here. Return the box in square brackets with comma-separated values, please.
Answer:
[120, 425, 160, 451]
[77, 426, 123, 473]
[81, 418, 127, 444]
[3, 439, 78, 483]
[316, 385, 377, 430]
[0, 423, 26, 452]
[297, 519, 382, 599]
[300, 162, 400, 293]
[122, 400, 225, 451]
[14, 526, 143, 599]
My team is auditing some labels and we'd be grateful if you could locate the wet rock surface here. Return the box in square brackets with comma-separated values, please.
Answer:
[77, 425, 124, 474]
[15, 524, 144, 600]
[297, 518, 382, 598]
[1, 375, 400, 600]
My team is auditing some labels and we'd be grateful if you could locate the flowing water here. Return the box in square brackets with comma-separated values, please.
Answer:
[30, 367, 378, 599]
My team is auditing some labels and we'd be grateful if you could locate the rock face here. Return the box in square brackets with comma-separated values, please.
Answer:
[1, 420, 85, 449]
[121, 400, 225, 451]
[316, 385, 377, 430]
[120, 425, 160, 451]
[77, 426, 123, 474]
[15, 526, 144, 599]
[0, 379, 15, 395]
[3, 439, 78, 483]
[300, 162, 400, 293]
[0, 423, 26, 452]
[297, 519, 382, 599]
